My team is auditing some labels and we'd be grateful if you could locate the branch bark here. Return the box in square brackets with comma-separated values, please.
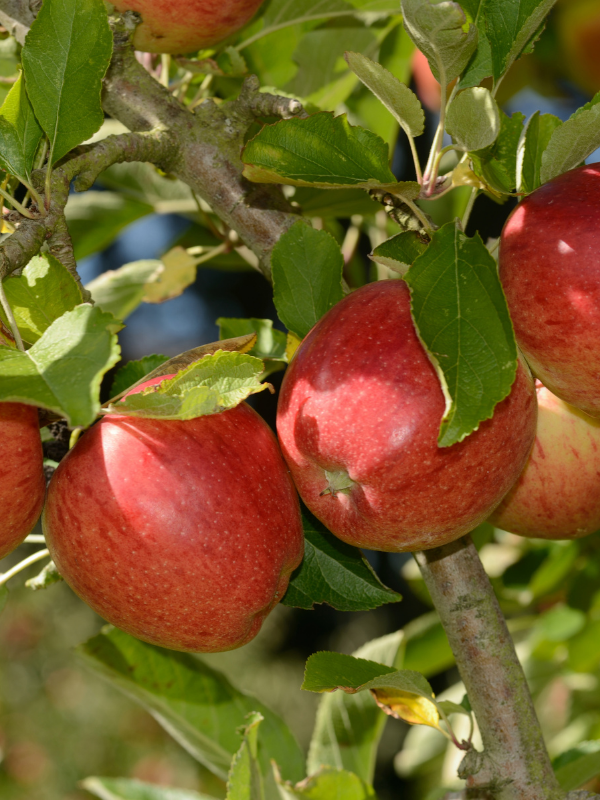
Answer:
[415, 537, 563, 800]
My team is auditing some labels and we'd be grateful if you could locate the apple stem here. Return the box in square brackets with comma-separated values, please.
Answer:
[0, 548, 50, 587]
[414, 536, 565, 800]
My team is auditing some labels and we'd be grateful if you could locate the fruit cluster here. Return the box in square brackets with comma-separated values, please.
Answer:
[3, 166, 599, 653]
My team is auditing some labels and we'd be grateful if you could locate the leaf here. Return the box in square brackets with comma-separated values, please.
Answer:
[142, 247, 198, 303]
[400, 0, 477, 83]
[458, 0, 493, 88]
[470, 110, 525, 194]
[540, 99, 600, 184]
[22, 0, 113, 164]
[274, 767, 376, 800]
[344, 51, 424, 138]
[370, 231, 428, 276]
[0, 73, 43, 181]
[242, 113, 396, 189]
[77, 627, 305, 784]
[0, 116, 29, 183]
[302, 652, 397, 694]
[217, 318, 287, 361]
[25, 560, 63, 591]
[110, 355, 170, 399]
[226, 712, 265, 800]
[271, 222, 344, 339]
[65, 192, 153, 261]
[108, 351, 270, 420]
[281, 508, 401, 611]
[402, 614, 454, 677]
[307, 631, 404, 783]
[553, 741, 600, 792]
[516, 111, 562, 193]
[86, 261, 163, 322]
[436, 700, 470, 718]
[295, 187, 381, 218]
[404, 221, 517, 447]
[81, 777, 215, 800]
[0, 305, 122, 427]
[484, 0, 557, 84]
[446, 87, 500, 152]
[0, 254, 83, 345]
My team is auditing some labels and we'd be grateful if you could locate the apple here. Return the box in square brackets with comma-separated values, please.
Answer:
[0, 402, 45, 560]
[43, 376, 304, 652]
[499, 164, 600, 417]
[112, 0, 266, 54]
[490, 382, 600, 539]
[276, 281, 537, 553]
[556, 0, 600, 97]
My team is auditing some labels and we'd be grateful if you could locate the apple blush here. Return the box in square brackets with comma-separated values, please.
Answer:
[0, 402, 45, 559]
[490, 382, 600, 540]
[112, 0, 266, 54]
[276, 281, 537, 553]
[43, 378, 304, 653]
[499, 164, 600, 417]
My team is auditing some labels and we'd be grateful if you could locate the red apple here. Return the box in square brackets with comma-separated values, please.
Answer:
[499, 165, 600, 417]
[43, 377, 304, 652]
[490, 382, 600, 539]
[276, 281, 537, 553]
[112, 0, 266, 54]
[0, 402, 45, 559]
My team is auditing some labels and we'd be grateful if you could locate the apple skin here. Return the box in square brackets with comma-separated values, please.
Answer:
[112, 0, 266, 54]
[276, 281, 538, 553]
[43, 379, 304, 652]
[490, 382, 600, 539]
[0, 402, 45, 559]
[499, 165, 600, 418]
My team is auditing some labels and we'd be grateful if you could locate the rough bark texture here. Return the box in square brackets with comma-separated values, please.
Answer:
[416, 537, 564, 800]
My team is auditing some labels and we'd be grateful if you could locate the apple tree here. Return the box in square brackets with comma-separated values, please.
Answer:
[0, 0, 600, 799]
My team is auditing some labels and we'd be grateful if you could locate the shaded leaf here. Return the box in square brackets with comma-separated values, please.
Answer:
[302, 652, 396, 694]
[242, 113, 396, 189]
[281, 509, 401, 611]
[517, 111, 562, 193]
[459, 0, 493, 88]
[217, 318, 287, 361]
[22, 0, 112, 164]
[110, 355, 170, 399]
[0, 254, 83, 345]
[404, 221, 517, 446]
[227, 712, 265, 800]
[470, 110, 525, 194]
[272, 222, 344, 338]
[274, 766, 376, 800]
[0, 73, 43, 181]
[540, 95, 600, 184]
[554, 741, 600, 792]
[446, 87, 500, 152]
[370, 231, 428, 275]
[86, 261, 163, 322]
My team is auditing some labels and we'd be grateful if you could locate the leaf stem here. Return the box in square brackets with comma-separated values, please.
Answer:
[407, 134, 423, 185]
[0, 279, 24, 350]
[461, 188, 478, 231]
[0, 186, 36, 219]
[0, 549, 50, 586]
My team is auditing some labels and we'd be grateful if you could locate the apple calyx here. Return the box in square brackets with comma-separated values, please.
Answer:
[321, 469, 355, 497]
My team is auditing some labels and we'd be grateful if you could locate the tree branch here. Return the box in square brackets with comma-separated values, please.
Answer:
[415, 537, 564, 800]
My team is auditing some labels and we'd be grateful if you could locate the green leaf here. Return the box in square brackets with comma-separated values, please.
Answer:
[554, 741, 600, 792]
[0, 305, 122, 427]
[81, 777, 215, 800]
[275, 767, 376, 800]
[0, 254, 83, 345]
[344, 51, 424, 138]
[109, 351, 269, 420]
[22, 0, 112, 164]
[402, 614, 454, 677]
[446, 87, 500, 152]
[295, 187, 381, 218]
[65, 192, 153, 261]
[227, 712, 265, 800]
[470, 110, 525, 194]
[242, 113, 396, 189]
[404, 221, 517, 447]
[534, 606, 585, 644]
[459, 0, 493, 88]
[0, 116, 29, 182]
[307, 631, 404, 784]
[484, 0, 557, 84]
[86, 261, 163, 321]
[540, 97, 600, 184]
[77, 627, 305, 784]
[217, 318, 287, 361]
[110, 355, 170, 399]
[400, 0, 477, 83]
[568, 620, 600, 673]
[517, 111, 562, 193]
[370, 231, 428, 276]
[303, 652, 397, 694]
[528, 541, 579, 599]
[0, 73, 43, 181]
[436, 700, 470, 718]
[281, 509, 401, 611]
[271, 222, 344, 339]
